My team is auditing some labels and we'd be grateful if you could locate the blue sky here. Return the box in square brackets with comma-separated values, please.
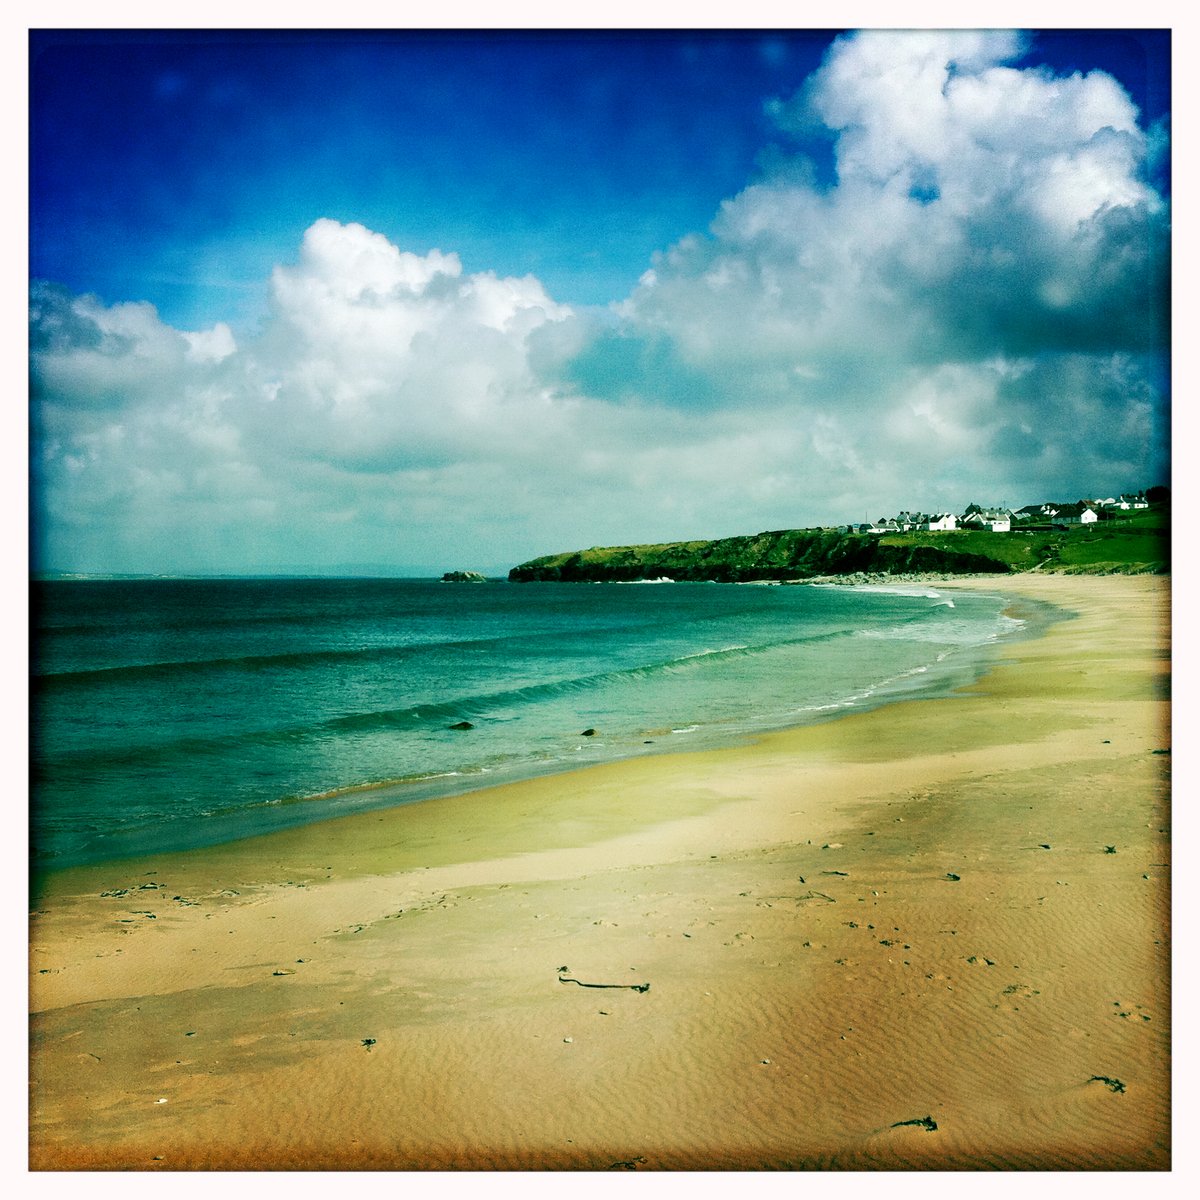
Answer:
[31, 31, 844, 329]
[29, 28, 1171, 575]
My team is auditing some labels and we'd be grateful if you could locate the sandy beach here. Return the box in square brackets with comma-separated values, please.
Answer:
[28, 573, 1170, 1171]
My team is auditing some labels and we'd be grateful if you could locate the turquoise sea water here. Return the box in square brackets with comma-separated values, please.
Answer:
[31, 578, 1043, 868]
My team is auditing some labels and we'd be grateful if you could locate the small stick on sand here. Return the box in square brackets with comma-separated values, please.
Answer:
[557, 967, 650, 993]
[891, 1115, 938, 1131]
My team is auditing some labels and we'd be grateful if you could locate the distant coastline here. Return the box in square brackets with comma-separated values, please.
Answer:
[509, 510, 1169, 584]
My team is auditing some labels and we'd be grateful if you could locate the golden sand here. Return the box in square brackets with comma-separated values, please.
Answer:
[29, 574, 1170, 1170]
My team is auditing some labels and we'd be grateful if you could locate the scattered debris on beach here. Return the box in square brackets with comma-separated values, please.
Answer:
[1088, 1076, 1126, 1093]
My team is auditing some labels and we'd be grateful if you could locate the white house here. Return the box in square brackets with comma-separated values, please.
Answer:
[924, 513, 958, 531]
[961, 508, 1012, 532]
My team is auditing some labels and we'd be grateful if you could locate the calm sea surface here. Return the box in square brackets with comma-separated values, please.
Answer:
[31, 578, 1043, 868]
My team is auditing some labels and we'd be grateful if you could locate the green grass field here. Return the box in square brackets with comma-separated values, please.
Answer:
[878, 510, 1169, 574]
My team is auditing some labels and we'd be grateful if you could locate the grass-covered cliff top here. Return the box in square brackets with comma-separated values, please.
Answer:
[509, 511, 1169, 582]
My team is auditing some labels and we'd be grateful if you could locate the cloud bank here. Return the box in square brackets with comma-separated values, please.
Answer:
[31, 31, 1169, 574]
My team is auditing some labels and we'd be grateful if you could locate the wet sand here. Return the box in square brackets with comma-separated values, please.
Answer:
[28, 573, 1170, 1170]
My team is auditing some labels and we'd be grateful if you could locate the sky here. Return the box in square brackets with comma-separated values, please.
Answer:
[29, 26, 1172, 576]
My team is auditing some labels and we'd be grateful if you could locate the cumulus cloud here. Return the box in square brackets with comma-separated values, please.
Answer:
[558, 30, 1168, 506]
[239, 219, 575, 475]
[31, 220, 597, 571]
[30, 32, 1169, 574]
[629, 29, 1166, 363]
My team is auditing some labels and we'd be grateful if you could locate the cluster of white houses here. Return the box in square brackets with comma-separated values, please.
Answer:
[851, 493, 1150, 536]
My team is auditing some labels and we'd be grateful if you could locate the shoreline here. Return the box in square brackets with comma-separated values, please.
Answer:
[32, 577, 1061, 874]
[28, 578, 1060, 892]
[29, 573, 1171, 1170]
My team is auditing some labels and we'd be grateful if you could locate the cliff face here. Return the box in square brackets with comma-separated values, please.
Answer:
[508, 529, 1011, 583]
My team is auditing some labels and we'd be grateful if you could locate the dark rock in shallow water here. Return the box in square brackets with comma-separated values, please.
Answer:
[448, 721, 474, 731]
[580, 728, 597, 737]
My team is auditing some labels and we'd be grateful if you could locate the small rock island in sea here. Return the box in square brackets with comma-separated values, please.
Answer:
[440, 570, 488, 583]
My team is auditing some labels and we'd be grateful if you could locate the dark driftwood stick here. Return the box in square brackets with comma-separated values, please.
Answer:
[557, 970, 650, 993]
[891, 1115, 938, 1131]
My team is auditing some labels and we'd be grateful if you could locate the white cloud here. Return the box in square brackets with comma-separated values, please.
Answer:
[562, 30, 1167, 506]
[184, 322, 236, 363]
[247, 221, 573, 474]
[628, 30, 1164, 365]
[31, 221, 590, 570]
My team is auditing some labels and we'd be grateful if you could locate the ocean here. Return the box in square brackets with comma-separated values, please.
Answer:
[30, 577, 1044, 869]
